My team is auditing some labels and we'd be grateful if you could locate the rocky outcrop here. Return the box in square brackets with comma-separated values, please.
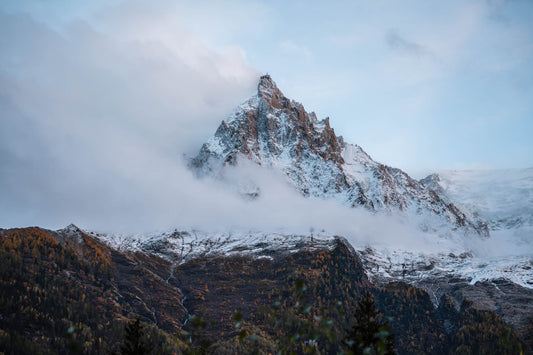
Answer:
[415, 277, 533, 350]
[420, 173, 445, 196]
[190, 75, 348, 197]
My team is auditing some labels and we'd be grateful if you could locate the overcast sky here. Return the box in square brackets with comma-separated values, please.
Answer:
[1, 0, 532, 231]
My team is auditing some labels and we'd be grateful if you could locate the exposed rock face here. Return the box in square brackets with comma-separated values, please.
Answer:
[360, 246, 533, 347]
[419, 277, 533, 350]
[442, 279, 533, 331]
[191, 75, 488, 236]
[191, 75, 348, 197]
[358, 248, 533, 346]
[420, 173, 446, 196]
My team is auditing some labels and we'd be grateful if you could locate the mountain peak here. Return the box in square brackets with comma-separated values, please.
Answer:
[257, 74, 287, 110]
[191, 75, 346, 188]
[190, 77, 489, 237]
[258, 73, 274, 90]
[64, 223, 81, 232]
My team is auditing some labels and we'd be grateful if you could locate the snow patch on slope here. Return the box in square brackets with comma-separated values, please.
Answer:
[359, 247, 533, 290]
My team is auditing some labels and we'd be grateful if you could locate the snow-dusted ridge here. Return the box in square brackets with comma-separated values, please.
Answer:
[82, 227, 337, 264]
[65, 223, 532, 291]
[359, 247, 533, 291]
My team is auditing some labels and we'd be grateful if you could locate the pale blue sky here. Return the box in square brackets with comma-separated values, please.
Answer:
[180, 0, 533, 175]
[2, 1, 532, 175]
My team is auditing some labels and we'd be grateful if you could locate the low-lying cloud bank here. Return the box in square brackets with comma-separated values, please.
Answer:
[1, 8, 531, 260]
[0, 9, 257, 231]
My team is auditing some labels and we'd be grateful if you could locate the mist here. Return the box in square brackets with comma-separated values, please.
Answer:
[0, 9, 258, 231]
[0, 10, 424, 245]
[1, 8, 531, 260]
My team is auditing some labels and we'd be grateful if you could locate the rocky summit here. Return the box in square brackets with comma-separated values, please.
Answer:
[191, 75, 488, 237]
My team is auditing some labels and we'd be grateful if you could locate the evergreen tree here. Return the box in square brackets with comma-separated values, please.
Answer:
[120, 317, 153, 355]
[344, 292, 395, 355]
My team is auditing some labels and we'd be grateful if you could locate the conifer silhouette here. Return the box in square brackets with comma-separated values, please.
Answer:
[344, 292, 395, 355]
[120, 317, 153, 355]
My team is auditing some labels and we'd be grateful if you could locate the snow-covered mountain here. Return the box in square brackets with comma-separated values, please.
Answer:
[190, 75, 488, 237]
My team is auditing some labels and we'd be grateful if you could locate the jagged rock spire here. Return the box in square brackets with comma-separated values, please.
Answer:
[258, 74, 275, 94]
[257, 74, 286, 110]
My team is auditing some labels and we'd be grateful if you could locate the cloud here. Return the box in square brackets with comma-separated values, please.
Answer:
[0, 2, 530, 263]
[0, 9, 479, 255]
[0, 9, 260, 231]
[279, 40, 313, 60]
[385, 30, 434, 58]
